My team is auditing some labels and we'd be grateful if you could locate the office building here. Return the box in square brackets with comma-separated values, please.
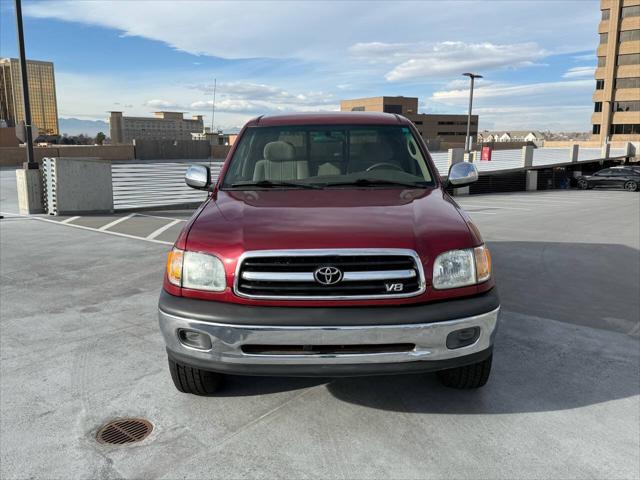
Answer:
[109, 111, 204, 144]
[340, 96, 478, 148]
[592, 0, 640, 142]
[0, 58, 59, 136]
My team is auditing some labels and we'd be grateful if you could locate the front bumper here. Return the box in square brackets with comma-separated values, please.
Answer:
[158, 289, 500, 377]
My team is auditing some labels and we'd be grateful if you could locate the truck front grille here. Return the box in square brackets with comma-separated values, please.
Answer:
[234, 249, 425, 300]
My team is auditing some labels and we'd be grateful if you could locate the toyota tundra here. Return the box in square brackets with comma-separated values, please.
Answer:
[159, 112, 499, 395]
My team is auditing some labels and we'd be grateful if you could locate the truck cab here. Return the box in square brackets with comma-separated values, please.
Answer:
[159, 112, 499, 395]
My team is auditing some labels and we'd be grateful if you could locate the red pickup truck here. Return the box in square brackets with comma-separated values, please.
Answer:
[158, 112, 499, 395]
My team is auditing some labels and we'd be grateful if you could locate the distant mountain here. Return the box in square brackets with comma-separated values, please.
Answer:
[59, 118, 109, 137]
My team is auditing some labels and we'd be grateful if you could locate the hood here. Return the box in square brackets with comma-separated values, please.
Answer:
[185, 188, 478, 264]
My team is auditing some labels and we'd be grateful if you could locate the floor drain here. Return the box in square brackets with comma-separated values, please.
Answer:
[96, 418, 153, 445]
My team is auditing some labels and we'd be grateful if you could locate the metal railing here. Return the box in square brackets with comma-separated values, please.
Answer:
[111, 160, 224, 210]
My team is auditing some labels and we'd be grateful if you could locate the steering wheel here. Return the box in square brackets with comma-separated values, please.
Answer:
[365, 162, 404, 172]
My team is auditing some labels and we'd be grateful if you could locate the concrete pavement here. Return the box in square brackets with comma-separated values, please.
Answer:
[1, 168, 639, 479]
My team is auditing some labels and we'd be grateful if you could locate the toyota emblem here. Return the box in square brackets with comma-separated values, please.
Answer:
[314, 266, 343, 286]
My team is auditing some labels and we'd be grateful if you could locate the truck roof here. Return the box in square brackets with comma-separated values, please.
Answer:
[247, 111, 411, 127]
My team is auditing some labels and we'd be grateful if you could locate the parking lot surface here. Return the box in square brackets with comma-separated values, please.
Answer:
[1, 168, 639, 479]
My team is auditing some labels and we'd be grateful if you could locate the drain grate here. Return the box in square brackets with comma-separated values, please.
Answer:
[96, 418, 153, 445]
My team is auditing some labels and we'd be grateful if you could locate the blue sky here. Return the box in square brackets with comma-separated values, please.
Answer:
[0, 0, 600, 132]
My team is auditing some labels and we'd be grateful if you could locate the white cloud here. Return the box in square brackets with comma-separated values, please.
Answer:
[20, 1, 600, 132]
[188, 82, 338, 115]
[429, 79, 595, 131]
[24, 1, 597, 61]
[349, 41, 547, 81]
[144, 99, 183, 110]
[562, 66, 596, 79]
[431, 79, 593, 102]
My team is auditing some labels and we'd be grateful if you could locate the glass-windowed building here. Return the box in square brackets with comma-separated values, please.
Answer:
[0, 58, 59, 137]
[592, 0, 640, 142]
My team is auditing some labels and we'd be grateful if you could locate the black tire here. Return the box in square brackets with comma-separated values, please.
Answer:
[577, 179, 589, 190]
[437, 354, 492, 389]
[168, 358, 222, 395]
[624, 181, 638, 192]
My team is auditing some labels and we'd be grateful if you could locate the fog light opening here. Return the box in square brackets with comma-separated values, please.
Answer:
[178, 329, 212, 350]
[446, 327, 480, 349]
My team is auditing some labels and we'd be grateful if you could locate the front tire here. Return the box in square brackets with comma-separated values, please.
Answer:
[624, 181, 638, 192]
[437, 354, 492, 389]
[577, 179, 589, 190]
[168, 358, 223, 395]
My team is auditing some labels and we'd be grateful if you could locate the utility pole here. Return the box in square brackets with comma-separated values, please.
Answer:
[462, 72, 483, 154]
[211, 78, 217, 133]
[14, 0, 37, 169]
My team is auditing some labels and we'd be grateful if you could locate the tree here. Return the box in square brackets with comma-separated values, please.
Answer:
[95, 132, 106, 145]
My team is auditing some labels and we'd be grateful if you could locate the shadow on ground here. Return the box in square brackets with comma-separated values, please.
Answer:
[216, 241, 640, 413]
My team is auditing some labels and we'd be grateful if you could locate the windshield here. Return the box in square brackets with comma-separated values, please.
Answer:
[221, 125, 435, 189]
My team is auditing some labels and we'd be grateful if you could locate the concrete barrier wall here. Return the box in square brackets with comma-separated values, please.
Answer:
[0, 145, 135, 167]
[134, 139, 211, 160]
[212, 145, 232, 160]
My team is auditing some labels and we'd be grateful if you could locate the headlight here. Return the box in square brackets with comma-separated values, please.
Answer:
[165, 248, 226, 292]
[432, 245, 491, 289]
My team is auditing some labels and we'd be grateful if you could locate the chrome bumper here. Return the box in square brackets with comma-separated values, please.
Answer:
[158, 306, 500, 367]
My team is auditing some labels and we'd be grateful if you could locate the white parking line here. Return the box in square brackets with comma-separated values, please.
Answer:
[146, 219, 183, 240]
[136, 213, 190, 221]
[1, 211, 173, 245]
[37, 216, 173, 245]
[60, 216, 81, 224]
[458, 203, 531, 211]
[98, 213, 136, 231]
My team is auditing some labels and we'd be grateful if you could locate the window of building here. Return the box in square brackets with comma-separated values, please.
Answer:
[611, 124, 640, 134]
[620, 30, 640, 42]
[621, 5, 640, 18]
[614, 101, 640, 112]
[413, 121, 423, 125]
[617, 54, 640, 66]
[592, 124, 601, 135]
[596, 79, 605, 90]
[600, 33, 608, 44]
[615, 77, 640, 89]
[597, 56, 606, 67]
[602, 9, 610, 20]
[594, 102, 603, 112]
[383, 104, 403, 114]
[350, 106, 365, 111]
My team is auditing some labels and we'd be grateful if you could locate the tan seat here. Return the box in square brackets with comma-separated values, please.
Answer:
[253, 141, 309, 181]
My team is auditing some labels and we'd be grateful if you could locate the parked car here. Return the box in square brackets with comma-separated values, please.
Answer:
[577, 166, 640, 191]
[158, 112, 499, 395]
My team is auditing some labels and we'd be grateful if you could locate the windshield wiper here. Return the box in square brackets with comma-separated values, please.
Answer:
[321, 178, 427, 189]
[228, 180, 321, 190]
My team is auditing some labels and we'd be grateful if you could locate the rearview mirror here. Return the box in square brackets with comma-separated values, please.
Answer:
[447, 162, 478, 187]
[185, 165, 211, 190]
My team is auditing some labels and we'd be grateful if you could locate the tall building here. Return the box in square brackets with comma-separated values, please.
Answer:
[0, 58, 59, 136]
[340, 96, 478, 149]
[109, 111, 204, 144]
[592, 0, 640, 143]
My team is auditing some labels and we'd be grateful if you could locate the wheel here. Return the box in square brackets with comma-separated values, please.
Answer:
[577, 179, 589, 190]
[437, 354, 492, 389]
[168, 358, 223, 395]
[624, 181, 638, 192]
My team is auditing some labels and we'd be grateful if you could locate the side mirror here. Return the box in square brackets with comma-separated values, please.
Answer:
[185, 165, 211, 190]
[447, 162, 478, 187]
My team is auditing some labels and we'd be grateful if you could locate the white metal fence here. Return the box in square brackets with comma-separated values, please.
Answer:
[111, 160, 224, 210]
[430, 152, 449, 176]
[106, 143, 630, 210]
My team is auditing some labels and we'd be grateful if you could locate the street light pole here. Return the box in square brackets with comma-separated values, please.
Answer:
[14, 0, 37, 169]
[462, 72, 483, 154]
